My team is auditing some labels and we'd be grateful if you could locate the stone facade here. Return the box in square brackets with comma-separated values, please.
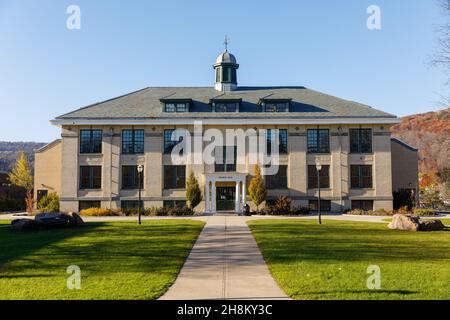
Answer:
[41, 123, 396, 213]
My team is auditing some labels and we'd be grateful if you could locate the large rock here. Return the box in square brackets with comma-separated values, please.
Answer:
[11, 219, 37, 231]
[388, 214, 421, 231]
[68, 212, 85, 227]
[34, 212, 71, 228]
[419, 219, 445, 231]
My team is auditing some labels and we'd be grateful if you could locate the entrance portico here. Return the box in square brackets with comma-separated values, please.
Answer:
[205, 173, 247, 213]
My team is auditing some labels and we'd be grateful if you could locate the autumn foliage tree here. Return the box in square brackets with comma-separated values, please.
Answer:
[8, 152, 34, 214]
[248, 165, 267, 213]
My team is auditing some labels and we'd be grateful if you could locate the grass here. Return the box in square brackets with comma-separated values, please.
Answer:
[248, 219, 450, 300]
[0, 220, 204, 299]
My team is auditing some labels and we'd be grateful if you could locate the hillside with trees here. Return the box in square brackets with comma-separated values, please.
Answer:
[0, 141, 46, 173]
[391, 108, 450, 174]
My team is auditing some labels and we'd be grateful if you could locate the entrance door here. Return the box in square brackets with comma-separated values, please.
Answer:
[216, 187, 235, 211]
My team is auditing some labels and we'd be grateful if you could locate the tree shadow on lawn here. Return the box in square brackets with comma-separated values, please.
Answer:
[0, 221, 202, 276]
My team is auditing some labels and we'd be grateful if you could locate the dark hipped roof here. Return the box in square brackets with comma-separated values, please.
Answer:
[55, 86, 396, 120]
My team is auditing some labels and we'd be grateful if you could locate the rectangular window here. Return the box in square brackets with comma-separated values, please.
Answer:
[266, 129, 288, 155]
[122, 129, 144, 154]
[350, 165, 373, 189]
[121, 200, 144, 210]
[350, 129, 372, 153]
[307, 129, 330, 153]
[164, 165, 186, 189]
[121, 166, 143, 190]
[163, 200, 187, 208]
[264, 102, 289, 112]
[79, 166, 102, 189]
[78, 201, 101, 211]
[164, 129, 185, 154]
[266, 165, 288, 189]
[351, 200, 374, 211]
[308, 165, 330, 189]
[164, 103, 188, 113]
[80, 129, 102, 154]
[215, 146, 237, 172]
[215, 102, 237, 112]
[309, 200, 331, 212]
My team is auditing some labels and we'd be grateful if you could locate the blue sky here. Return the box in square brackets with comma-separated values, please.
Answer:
[0, 0, 448, 142]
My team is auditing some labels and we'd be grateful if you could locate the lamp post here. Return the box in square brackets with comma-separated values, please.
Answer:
[137, 165, 144, 225]
[316, 162, 322, 225]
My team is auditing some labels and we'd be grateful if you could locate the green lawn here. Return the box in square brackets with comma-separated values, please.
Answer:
[0, 220, 204, 299]
[248, 219, 450, 300]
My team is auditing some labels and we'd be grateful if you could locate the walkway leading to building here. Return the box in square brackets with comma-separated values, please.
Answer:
[160, 215, 289, 300]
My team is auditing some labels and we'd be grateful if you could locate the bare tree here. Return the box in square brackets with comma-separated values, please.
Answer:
[432, 0, 450, 103]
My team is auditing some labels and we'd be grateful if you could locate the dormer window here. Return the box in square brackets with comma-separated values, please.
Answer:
[210, 98, 241, 113]
[160, 98, 192, 113]
[165, 103, 188, 113]
[215, 102, 238, 112]
[259, 99, 291, 112]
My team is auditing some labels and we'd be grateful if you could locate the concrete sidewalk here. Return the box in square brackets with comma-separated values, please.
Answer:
[160, 215, 289, 300]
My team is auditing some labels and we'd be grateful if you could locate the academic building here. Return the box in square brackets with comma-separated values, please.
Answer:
[34, 49, 418, 213]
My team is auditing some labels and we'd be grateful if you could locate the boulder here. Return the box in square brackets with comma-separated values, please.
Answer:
[34, 212, 71, 228]
[388, 214, 421, 232]
[11, 219, 37, 231]
[68, 212, 85, 227]
[419, 219, 445, 231]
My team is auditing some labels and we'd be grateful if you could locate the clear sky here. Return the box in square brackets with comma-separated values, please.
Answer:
[0, 0, 448, 142]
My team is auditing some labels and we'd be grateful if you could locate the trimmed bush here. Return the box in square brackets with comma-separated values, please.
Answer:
[413, 208, 438, 216]
[37, 193, 60, 213]
[79, 208, 122, 216]
[261, 197, 310, 216]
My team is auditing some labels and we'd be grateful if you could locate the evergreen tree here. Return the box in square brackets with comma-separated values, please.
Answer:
[8, 152, 34, 213]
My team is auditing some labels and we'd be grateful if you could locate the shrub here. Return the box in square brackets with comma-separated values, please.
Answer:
[79, 208, 122, 216]
[37, 193, 60, 213]
[186, 171, 202, 209]
[0, 199, 24, 212]
[413, 208, 438, 216]
[291, 206, 310, 215]
[167, 206, 195, 216]
[260, 197, 309, 216]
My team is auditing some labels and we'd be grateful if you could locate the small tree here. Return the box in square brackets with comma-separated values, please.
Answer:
[186, 171, 202, 209]
[248, 165, 267, 213]
[8, 152, 34, 214]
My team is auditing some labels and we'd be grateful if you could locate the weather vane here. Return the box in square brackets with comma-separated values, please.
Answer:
[224, 35, 230, 52]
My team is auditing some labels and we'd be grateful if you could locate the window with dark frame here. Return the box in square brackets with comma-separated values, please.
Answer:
[215, 146, 237, 172]
[79, 166, 102, 189]
[121, 200, 144, 210]
[214, 102, 237, 112]
[350, 129, 372, 153]
[265, 165, 288, 189]
[351, 200, 374, 211]
[350, 165, 373, 189]
[79, 201, 101, 211]
[308, 165, 330, 189]
[122, 129, 144, 154]
[164, 103, 188, 113]
[308, 200, 331, 212]
[164, 165, 186, 189]
[80, 129, 102, 154]
[264, 102, 289, 112]
[266, 129, 288, 155]
[164, 129, 185, 154]
[121, 166, 143, 190]
[307, 129, 330, 153]
[163, 200, 187, 208]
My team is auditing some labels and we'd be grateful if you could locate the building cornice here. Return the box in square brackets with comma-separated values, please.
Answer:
[51, 117, 400, 127]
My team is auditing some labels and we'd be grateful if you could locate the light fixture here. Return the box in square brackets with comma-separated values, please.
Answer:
[316, 162, 322, 172]
[137, 165, 144, 173]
